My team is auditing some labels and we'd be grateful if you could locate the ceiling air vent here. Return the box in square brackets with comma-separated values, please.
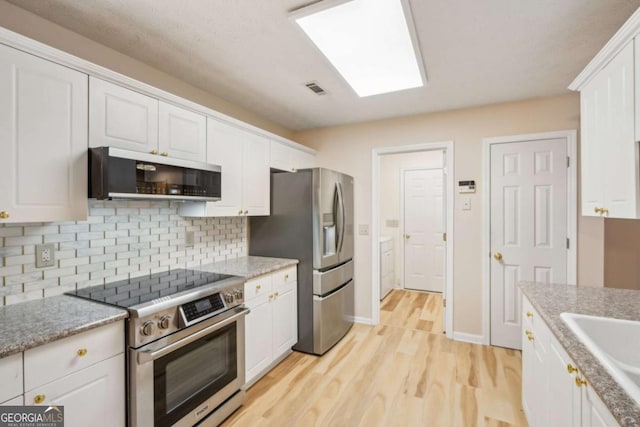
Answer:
[305, 81, 327, 95]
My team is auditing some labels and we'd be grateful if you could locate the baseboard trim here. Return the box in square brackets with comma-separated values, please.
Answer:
[453, 332, 485, 345]
[352, 316, 374, 325]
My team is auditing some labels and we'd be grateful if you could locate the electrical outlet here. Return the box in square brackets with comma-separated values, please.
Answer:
[35, 243, 55, 268]
[185, 231, 195, 247]
[359, 224, 369, 236]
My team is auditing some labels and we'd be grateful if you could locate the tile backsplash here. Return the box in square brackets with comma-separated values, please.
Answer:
[0, 200, 247, 306]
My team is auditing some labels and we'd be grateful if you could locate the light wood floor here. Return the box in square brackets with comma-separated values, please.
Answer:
[222, 290, 527, 427]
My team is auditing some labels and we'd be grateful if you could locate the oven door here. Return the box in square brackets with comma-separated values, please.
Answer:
[130, 306, 248, 427]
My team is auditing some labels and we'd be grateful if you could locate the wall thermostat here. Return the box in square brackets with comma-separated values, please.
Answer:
[458, 180, 476, 193]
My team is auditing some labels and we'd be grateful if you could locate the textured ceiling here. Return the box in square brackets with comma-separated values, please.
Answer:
[8, 0, 640, 130]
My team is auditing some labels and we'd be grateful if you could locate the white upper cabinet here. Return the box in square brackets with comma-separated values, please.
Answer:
[90, 77, 206, 162]
[572, 11, 640, 219]
[89, 76, 158, 153]
[270, 140, 316, 172]
[580, 40, 635, 218]
[179, 118, 270, 217]
[158, 101, 206, 161]
[0, 44, 88, 223]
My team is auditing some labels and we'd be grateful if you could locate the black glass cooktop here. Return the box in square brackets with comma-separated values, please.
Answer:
[66, 269, 235, 309]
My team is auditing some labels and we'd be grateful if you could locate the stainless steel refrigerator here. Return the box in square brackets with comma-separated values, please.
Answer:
[249, 168, 354, 355]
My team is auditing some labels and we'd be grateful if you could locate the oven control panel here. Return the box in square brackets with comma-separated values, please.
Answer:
[182, 294, 225, 323]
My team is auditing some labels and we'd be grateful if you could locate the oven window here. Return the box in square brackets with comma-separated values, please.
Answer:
[154, 322, 238, 426]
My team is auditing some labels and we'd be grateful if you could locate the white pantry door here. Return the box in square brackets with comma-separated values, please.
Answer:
[403, 168, 445, 293]
[490, 138, 567, 349]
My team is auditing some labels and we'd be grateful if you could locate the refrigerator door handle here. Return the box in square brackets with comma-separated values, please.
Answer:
[336, 181, 345, 254]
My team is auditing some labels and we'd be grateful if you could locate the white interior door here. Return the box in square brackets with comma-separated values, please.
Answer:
[403, 168, 445, 293]
[490, 138, 567, 349]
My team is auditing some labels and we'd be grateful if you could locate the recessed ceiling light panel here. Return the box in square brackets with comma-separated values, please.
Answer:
[292, 0, 425, 97]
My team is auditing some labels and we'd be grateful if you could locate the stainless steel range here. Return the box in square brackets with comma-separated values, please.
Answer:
[68, 269, 248, 427]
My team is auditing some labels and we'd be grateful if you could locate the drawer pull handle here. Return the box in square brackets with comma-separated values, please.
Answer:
[77, 348, 88, 357]
[575, 377, 587, 387]
[34, 394, 45, 404]
[526, 311, 533, 318]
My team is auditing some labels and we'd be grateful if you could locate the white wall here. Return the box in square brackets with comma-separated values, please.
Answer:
[295, 93, 604, 336]
[380, 150, 444, 286]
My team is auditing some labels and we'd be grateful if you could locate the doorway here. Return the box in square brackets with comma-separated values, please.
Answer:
[372, 141, 454, 339]
[483, 131, 577, 349]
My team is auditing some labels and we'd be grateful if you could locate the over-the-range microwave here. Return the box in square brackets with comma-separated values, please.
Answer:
[89, 146, 221, 202]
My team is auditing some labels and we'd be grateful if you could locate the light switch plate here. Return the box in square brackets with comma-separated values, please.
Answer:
[359, 224, 369, 236]
[35, 243, 55, 268]
[462, 197, 471, 211]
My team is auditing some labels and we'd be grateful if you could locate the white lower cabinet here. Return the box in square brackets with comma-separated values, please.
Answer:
[0, 321, 125, 427]
[26, 354, 125, 427]
[244, 266, 298, 387]
[522, 296, 619, 427]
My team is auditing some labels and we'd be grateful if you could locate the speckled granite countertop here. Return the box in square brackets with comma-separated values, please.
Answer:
[0, 295, 127, 358]
[198, 256, 298, 279]
[520, 282, 640, 427]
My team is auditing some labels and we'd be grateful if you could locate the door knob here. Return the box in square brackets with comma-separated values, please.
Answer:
[404, 234, 410, 239]
[493, 252, 503, 261]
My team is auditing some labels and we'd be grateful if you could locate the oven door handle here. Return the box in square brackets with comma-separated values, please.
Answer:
[136, 307, 250, 365]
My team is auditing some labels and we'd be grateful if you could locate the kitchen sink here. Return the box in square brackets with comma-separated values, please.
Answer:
[561, 312, 640, 404]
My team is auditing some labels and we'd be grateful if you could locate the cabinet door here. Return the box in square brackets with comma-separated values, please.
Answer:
[603, 41, 636, 219]
[1, 396, 23, 405]
[521, 314, 548, 426]
[89, 76, 158, 153]
[203, 118, 244, 216]
[0, 353, 22, 403]
[580, 73, 605, 217]
[547, 339, 581, 427]
[26, 354, 125, 427]
[270, 140, 293, 172]
[158, 101, 206, 161]
[245, 296, 273, 385]
[0, 44, 88, 223]
[272, 284, 297, 357]
[243, 132, 270, 216]
[581, 383, 620, 427]
[290, 148, 316, 170]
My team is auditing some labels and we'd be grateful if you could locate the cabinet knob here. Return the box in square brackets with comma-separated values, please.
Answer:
[161, 152, 169, 157]
[493, 252, 503, 261]
[244, 210, 249, 215]
[34, 394, 46, 404]
[291, 168, 297, 172]
[150, 149, 158, 155]
[285, 274, 289, 280]
[77, 348, 88, 357]
[602, 208, 609, 216]
[404, 234, 410, 239]
[256, 284, 261, 290]
[575, 377, 587, 387]
[0, 211, 9, 219]
[567, 364, 579, 374]
[526, 311, 533, 318]
[269, 294, 274, 300]
[525, 330, 534, 341]
[274, 292, 279, 298]
[238, 210, 243, 215]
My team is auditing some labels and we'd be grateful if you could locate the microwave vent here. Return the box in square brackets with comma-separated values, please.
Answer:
[305, 81, 327, 95]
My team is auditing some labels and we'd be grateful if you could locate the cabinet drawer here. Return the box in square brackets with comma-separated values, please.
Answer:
[1, 395, 23, 406]
[0, 353, 23, 403]
[244, 275, 273, 302]
[273, 278, 296, 296]
[24, 321, 124, 391]
[271, 266, 297, 288]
